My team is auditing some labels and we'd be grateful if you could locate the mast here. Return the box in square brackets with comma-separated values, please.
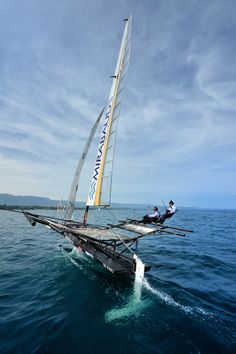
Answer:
[86, 16, 132, 208]
[64, 108, 104, 220]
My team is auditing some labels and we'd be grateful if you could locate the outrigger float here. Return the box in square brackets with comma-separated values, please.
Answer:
[5, 17, 193, 277]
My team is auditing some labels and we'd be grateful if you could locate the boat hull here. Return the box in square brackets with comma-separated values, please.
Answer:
[65, 232, 140, 276]
[23, 211, 152, 276]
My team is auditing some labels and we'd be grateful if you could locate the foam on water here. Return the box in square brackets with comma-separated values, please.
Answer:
[59, 245, 87, 270]
[105, 275, 149, 322]
[143, 278, 211, 316]
[105, 254, 150, 322]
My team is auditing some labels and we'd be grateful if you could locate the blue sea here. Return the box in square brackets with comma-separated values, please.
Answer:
[0, 207, 235, 353]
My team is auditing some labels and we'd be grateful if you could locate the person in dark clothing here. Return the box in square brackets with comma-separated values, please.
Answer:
[142, 207, 160, 224]
[157, 200, 176, 224]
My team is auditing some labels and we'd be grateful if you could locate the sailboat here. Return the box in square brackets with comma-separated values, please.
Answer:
[19, 17, 192, 277]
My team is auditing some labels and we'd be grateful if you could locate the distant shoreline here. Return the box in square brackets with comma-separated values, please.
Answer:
[0, 204, 138, 211]
[0, 205, 83, 211]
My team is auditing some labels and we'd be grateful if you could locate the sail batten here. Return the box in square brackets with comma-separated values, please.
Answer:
[86, 16, 132, 207]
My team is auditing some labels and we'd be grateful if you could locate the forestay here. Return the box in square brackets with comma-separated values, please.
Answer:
[86, 16, 132, 207]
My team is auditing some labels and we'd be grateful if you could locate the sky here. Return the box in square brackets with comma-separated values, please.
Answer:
[0, 0, 236, 209]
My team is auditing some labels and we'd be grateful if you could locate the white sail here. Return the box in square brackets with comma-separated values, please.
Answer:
[87, 16, 132, 207]
[64, 108, 104, 219]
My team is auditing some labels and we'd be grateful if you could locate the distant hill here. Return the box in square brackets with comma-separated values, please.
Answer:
[0, 193, 59, 206]
[0, 193, 148, 209]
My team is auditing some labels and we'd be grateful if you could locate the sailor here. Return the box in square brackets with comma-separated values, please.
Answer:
[157, 200, 176, 224]
[142, 207, 160, 224]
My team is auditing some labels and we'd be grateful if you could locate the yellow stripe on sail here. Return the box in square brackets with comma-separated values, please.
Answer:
[94, 21, 130, 206]
[94, 78, 120, 206]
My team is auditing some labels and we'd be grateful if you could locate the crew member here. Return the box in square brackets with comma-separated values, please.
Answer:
[142, 207, 160, 224]
[157, 200, 176, 224]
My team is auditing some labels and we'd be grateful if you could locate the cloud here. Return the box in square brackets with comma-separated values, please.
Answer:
[0, 0, 236, 208]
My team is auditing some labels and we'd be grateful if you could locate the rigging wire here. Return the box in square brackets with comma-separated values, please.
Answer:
[106, 208, 136, 256]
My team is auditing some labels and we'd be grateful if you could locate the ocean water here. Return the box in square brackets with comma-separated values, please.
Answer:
[0, 207, 235, 354]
